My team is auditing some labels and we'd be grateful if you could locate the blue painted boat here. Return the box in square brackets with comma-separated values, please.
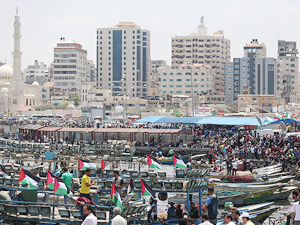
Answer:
[158, 154, 191, 164]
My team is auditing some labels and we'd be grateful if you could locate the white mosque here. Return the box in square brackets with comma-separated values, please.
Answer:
[0, 10, 43, 116]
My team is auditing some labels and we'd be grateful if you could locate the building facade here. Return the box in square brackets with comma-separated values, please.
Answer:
[50, 38, 89, 99]
[237, 94, 274, 113]
[171, 17, 230, 94]
[96, 22, 151, 98]
[158, 64, 213, 96]
[24, 60, 49, 84]
[277, 40, 299, 103]
[225, 39, 277, 102]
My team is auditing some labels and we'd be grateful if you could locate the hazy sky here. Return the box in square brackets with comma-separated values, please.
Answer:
[1, 0, 300, 69]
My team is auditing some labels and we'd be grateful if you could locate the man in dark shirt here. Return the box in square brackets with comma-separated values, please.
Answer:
[179, 211, 189, 225]
[190, 202, 199, 219]
[167, 202, 176, 218]
[112, 170, 124, 196]
[175, 204, 183, 219]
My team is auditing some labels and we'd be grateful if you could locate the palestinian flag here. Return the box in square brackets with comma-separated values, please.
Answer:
[274, 114, 282, 121]
[147, 155, 162, 170]
[18, 168, 40, 189]
[141, 178, 156, 200]
[101, 159, 106, 172]
[127, 175, 134, 194]
[0, 165, 11, 179]
[46, 171, 55, 190]
[110, 182, 123, 212]
[173, 154, 187, 168]
[54, 176, 73, 196]
[253, 98, 257, 103]
[78, 158, 96, 171]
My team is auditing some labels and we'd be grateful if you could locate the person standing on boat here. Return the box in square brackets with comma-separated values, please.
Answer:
[61, 167, 74, 209]
[241, 212, 254, 225]
[232, 161, 237, 176]
[226, 159, 232, 176]
[112, 170, 124, 196]
[203, 186, 218, 225]
[80, 168, 96, 200]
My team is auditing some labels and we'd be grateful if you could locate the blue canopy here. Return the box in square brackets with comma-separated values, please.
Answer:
[269, 119, 297, 124]
[156, 116, 203, 124]
[195, 117, 269, 126]
[136, 116, 272, 126]
[135, 116, 166, 123]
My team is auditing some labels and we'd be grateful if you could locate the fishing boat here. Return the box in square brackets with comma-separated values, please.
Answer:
[169, 188, 277, 206]
[268, 186, 297, 201]
[211, 182, 285, 192]
[217, 207, 278, 225]
[216, 175, 295, 185]
[157, 154, 191, 164]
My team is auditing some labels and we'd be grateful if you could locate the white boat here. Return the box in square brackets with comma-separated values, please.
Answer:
[212, 182, 285, 192]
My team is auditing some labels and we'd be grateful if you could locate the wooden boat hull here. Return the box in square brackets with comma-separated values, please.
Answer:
[169, 189, 276, 207]
[158, 154, 191, 164]
[243, 188, 276, 204]
[268, 187, 297, 201]
[211, 182, 284, 192]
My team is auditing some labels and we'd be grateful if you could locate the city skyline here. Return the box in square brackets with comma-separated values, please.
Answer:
[1, 0, 300, 68]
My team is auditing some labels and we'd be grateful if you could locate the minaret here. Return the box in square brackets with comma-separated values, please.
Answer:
[10, 8, 24, 112]
[197, 16, 207, 36]
[13, 8, 22, 77]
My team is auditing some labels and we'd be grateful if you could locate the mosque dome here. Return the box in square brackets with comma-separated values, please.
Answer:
[0, 64, 13, 78]
[32, 81, 39, 86]
[1, 87, 9, 93]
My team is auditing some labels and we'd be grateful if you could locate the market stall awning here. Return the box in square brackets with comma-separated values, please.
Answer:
[37, 127, 63, 132]
[195, 116, 270, 126]
[135, 116, 166, 123]
[155, 116, 203, 124]
[57, 128, 97, 132]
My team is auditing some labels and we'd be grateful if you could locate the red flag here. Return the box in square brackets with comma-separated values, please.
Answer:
[18, 168, 25, 182]
[101, 159, 106, 172]
[54, 177, 59, 193]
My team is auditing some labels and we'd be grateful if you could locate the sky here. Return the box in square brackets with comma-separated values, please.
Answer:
[1, 0, 300, 69]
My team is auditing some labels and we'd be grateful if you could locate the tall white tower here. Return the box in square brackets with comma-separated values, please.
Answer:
[197, 16, 207, 36]
[10, 8, 24, 113]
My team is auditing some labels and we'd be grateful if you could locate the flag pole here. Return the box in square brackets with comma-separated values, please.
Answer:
[52, 189, 55, 220]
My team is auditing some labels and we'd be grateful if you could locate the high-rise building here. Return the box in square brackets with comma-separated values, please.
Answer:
[87, 60, 96, 82]
[151, 60, 167, 74]
[50, 37, 89, 99]
[148, 60, 167, 98]
[24, 60, 49, 85]
[96, 22, 151, 98]
[158, 64, 213, 96]
[277, 40, 299, 103]
[171, 17, 230, 94]
[225, 39, 277, 102]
